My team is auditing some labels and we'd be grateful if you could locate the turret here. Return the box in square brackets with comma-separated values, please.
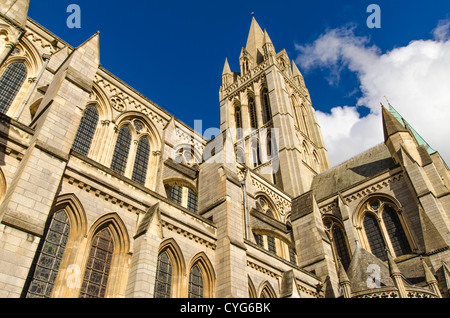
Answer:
[221, 58, 233, 86]
[262, 29, 275, 59]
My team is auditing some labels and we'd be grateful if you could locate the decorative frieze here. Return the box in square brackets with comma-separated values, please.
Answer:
[247, 260, 279, 278]
[319, 173, 403, 214]
[161, 219, 216, 250]
[94, 75, 167, 127]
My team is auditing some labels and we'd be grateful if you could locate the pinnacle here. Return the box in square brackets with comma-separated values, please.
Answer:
[222, 58, 232, 76]
[381, 104, 408, 140]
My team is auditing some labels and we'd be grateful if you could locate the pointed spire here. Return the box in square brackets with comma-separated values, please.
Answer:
[263, 29, 273, 46]
[388, 103, 437, 155]
[262, 29, 275, 59]
[421, 258, 442, 297]
[1, 0, 30, 27]
[422, 258, 437, 283]
[222, 58, 232, 76]
[245, 16, 265, 62]
[292, 60, 302, 77]
[381, 104, 408, 141]
[386, 248, 408, 298]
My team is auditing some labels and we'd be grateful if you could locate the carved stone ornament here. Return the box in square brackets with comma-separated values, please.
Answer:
[110, 95, 126, 112]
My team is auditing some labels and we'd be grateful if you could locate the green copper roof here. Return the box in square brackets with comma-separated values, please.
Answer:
[388, 104, 437, 155]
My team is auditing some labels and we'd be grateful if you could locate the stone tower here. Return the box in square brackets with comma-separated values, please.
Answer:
[219, 17, 330, 198]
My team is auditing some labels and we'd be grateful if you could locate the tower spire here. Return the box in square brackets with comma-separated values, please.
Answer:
[245, 16, 265, 63]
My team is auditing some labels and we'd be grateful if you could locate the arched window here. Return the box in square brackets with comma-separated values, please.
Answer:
[249, 97, 258, 129]
[165, 183, 198, 214]
[254, 234, 264, 248]
[267, 236, 277, 255]
[132, 137, 150, 185]
[262, 89, 272, 124]
[79, 228, 114, 298]
[235, 106, 243, 139]
[312, 151, 320, 172]
[302, 142, 309, 165]
[236, 144, 245, 164]
[266, 129, 277, 159]
[361, 198, 412, 261]
[24, 210, 70, 298]
[333, 226, 351, 270]
[110, 126, 132, 175]
[188, 264, 204, 298]
[187, 188, 198, 213]
[154, 250, 173, 298]
[363, 213, 387, 262]
[324, 218, 352, 271]
[169, 185, 183, 205]
[0, 62, 27, 114]
[72, 106, 99, 156]
[250, 139, 261, 167]
[382, 205, 411, 256]
[300, 105, 310, 137]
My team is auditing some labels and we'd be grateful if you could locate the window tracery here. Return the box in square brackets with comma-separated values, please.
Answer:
[359, 197, 413, 261]
[0, 62, 27, 114]
[72, 105, 99, 156]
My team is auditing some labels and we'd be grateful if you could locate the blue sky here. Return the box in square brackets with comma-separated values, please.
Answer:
[28, 0, 450, 166]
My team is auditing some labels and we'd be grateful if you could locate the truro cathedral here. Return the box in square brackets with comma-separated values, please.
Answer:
[0, 0, 449, 299]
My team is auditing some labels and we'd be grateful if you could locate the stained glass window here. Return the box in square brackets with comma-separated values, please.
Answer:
[267, 236, 276, 255]
[382, 206, 411, 257]
[25, 210, 70, 298]
[72, 106, 99, 156]
[110, 126, 131, 175]
[187, 188, 198, 213]
[333, 226, 351, 270]
[80, 228, 114, 298]
[0, 62, 27, 114]
[170, 186, 183, 205]
[154, 251, 172, 298]
[235, 107, 243, 139]
[254, 234, 264, 248]
[249, 98, 257, 129]
[188, 264, 204, 298]
[262, 89, 272, 124]
[133, 120, 144, 133]
[132, 137, 150, 185]
[363, 214, 387, 262]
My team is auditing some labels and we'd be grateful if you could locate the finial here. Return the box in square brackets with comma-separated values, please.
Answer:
[251, 12, 255, 18]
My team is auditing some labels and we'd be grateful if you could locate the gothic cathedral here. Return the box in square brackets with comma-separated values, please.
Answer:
[0, 0, 449, 299]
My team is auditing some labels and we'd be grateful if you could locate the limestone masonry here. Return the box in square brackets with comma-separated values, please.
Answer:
[0, 0, 449, 298]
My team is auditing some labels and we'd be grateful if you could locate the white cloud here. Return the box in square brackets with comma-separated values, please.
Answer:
[295, 20, 450, 167]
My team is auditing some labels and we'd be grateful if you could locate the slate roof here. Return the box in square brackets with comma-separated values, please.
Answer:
[311, 143, 397, 201]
